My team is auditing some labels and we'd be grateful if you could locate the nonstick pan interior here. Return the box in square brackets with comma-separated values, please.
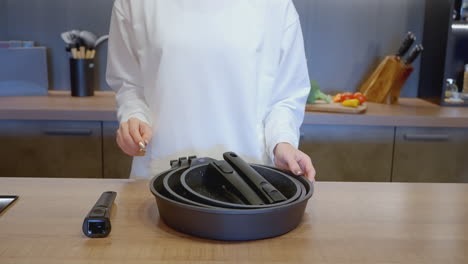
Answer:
[180, 164, 304, 209]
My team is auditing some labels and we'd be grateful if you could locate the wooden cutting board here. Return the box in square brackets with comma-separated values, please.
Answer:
[306, 100, 367, 114]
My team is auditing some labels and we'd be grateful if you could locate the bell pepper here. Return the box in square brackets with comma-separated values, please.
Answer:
[342, 99, 360, 108]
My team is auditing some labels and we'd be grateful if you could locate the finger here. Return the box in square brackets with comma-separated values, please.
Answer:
[139, 122, 153, 144]
[120, 123, 140, 155]
[298, 157, 316, 182]
[117, 129, 137, 156]
[286, 158, 303, 176]
[128, 118, 144, 145]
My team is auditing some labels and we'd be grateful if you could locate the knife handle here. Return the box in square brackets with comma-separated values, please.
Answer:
[405, 45, 424, 65]
[396, 32, 416, 58]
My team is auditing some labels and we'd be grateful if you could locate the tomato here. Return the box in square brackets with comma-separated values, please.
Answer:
[354, 94, 366, 104]
[341, 94, 354, 101]
[333, 93, 343, 103]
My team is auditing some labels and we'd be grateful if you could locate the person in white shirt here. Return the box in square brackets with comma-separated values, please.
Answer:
[106, 0, 316, 180]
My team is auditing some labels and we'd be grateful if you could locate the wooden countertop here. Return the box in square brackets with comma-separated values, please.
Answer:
[0, 91, 117, 121]
[0, 178, 467, 264]
[1, 91, 468, 127]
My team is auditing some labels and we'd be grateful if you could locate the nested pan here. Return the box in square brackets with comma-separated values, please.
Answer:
[149, 161, 314, 241]
[180, 164, 305, 209]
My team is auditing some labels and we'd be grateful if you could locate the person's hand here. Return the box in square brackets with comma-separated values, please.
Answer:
[116, 118, 153, 156]
[274, 142, 316, 181]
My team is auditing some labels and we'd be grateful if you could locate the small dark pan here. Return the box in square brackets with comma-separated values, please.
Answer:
[163, 167, 219, 209]
[180, 164, 304, 209]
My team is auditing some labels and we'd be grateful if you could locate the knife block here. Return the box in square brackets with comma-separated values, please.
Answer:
[359, 56, 414, 104]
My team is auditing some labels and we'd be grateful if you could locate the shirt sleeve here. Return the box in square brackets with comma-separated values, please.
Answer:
[264, 3, 310, 162]
[106, 1, 152, 125]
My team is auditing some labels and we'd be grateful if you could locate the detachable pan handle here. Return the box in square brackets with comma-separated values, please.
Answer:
[209, 161, 265, 205]
[223, 152, 287, 204]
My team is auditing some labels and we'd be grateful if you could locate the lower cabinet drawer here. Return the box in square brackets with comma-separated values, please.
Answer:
[392, 127, 468, 183]
[0, 120, 102, 178]
[102, 122, 132, 179]
[299, 125, 394, 182]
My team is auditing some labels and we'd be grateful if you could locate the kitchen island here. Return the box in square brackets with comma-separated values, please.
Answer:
[0, 177, 467, 263]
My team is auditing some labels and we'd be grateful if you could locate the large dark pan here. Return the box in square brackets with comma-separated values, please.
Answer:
[180, 164, 304, 209]
[150, 164, 314, 241]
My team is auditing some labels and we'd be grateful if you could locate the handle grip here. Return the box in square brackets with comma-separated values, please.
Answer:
[82, 191, 116, 238]
[94, 191, 117, 208]
[396, 32, 416, 58]
[43, 129, 92, 136]
[209, 161, 265, 205]
[403, 134, 450, 141]
[223, 152, 287, 204]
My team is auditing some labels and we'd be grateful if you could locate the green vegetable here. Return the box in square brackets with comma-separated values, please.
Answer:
[307, 80, 331, 104]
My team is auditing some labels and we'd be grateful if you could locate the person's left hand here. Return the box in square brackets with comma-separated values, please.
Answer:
[274, 142, 316, 182]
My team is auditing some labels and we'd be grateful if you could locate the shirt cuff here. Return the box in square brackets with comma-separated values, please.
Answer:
[267, 132, 300, 163]
[118, 110, 152, 126]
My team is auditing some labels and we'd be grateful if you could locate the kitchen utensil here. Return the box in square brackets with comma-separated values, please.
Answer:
[79, 31, 98, 48]
[150, 155, 314, 241]
[163, 156, 299, 210]
[306, 101, 367, 114]
[82, 191, 116, 238]
[404, 45, 424, 65]
[189, 161, 266, 205]
[396, 32, 416, 58]
[94, 35, 109, 48]
[180, 163, 303, 209]
[223, 152, 287, 203]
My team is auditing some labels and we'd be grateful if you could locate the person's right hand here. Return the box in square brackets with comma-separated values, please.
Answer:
[116, 118, 153, 156]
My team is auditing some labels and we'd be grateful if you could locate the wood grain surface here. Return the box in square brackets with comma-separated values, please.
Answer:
[1, 178, 467, 264]
[1, 91, 468, 127]
[306, 101, 367, 114]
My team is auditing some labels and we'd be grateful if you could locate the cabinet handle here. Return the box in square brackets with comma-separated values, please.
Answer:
[403, 134, 450, 141]
[43, 129, 93, 136]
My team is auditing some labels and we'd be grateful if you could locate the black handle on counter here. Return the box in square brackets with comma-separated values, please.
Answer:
[403, 134, 450, 141]
[209, 161, 265, 205]
[223, 152, 287, 204]
[43, 129, 93, 136]
[82, 191, 116, 238]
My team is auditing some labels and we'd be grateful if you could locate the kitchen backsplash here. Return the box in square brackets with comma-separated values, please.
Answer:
[0, 0, 425, 97]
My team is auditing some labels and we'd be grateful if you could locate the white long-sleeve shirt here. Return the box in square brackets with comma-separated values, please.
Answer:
[106, 0, 310, 178]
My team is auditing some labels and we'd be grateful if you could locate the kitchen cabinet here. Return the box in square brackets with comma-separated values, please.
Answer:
[102, 121, 132, 179]
[299, 125, 394, 182]
[0, 120, 101, 178]
[392, 127, 468, 183]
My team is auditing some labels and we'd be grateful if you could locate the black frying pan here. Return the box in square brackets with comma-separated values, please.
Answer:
[149, 156, 314, 241]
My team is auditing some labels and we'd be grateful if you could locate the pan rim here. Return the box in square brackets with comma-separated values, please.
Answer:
[149, 164, 314, 215]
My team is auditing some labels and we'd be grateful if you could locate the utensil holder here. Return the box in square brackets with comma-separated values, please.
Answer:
[70, 59, 95, 97]
[359, 56, 414, 104]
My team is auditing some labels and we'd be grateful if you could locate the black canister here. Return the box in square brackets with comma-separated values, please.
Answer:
[70, 59, 95, 97]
